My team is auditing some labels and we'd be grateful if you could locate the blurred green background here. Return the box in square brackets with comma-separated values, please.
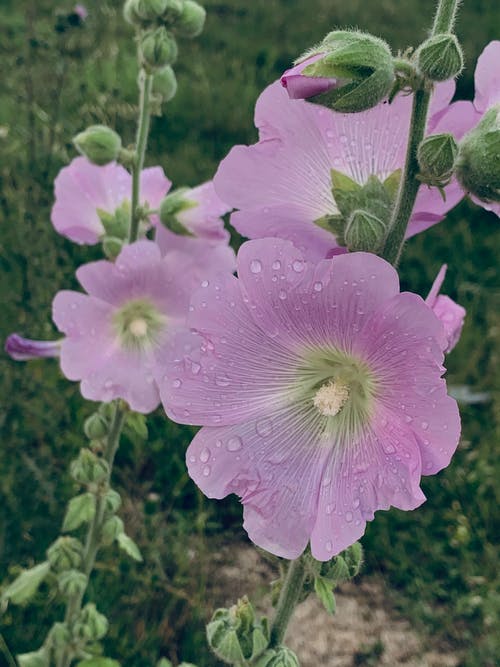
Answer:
[0, 0, 499, 665]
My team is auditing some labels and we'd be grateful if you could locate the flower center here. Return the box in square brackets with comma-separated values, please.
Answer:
[313, 379, 350, 417]
[113, 299, 166, 351]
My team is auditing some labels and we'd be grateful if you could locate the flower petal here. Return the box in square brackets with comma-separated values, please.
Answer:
[473, 40, 500, 113]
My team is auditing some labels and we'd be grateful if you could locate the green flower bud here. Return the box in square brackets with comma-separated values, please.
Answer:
[47, 537, 84, 573]
[123, 0, 144, 27]
[174, 1, 206, 38]
[302, 31, 395, 113]
[456, 106, 500, 203]
[152, 66, 178, 103]
[84, 413, 109, 440]
[344, 541, 364, 577]
[70, 449, 109, 485]
[47, 622, 71, 650]
[104, 489, 122, 514]
[159, 187, 197, 235]
[17, 649, 49, 667]
[74, 603, 109, 641]
[417, 133, 458, 187]
[58, 570, 88, 598]
[254, 647, 300, 667]
[136, 0, 169, 20]
[73, 125, 122, 166]
[161, 0, 184, 24]
[344, 209, 387, 252]
[206, 597, 269, 664]
[102, 235, 125, 260]
[140, 27, 178, 71]
[102, 515, 125, 545]
[416, 34, 464, 82]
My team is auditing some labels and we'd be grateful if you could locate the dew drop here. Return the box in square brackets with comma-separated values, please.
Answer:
[172, 378, 182, 388]
[191, 361, 201, 375]
[201, 279, 209, 288]
[200, 447, 210, 463]
[250, 259, 262, 274]
[292, 259, 304, 273]
[256, 418, 273, 437]
[326, 504, 334, 515]
[313, 281, 323, 292]
[189, 455, 196, 463]
[421, 421, 429, 431]
[326, 541, 333, 552]
[215, 373, 231, 387]
[104, 379, 113, 389]
[202, 465, 211, 477]
[216, 439, 222, 448]
[278, 289, 287, 300]
[345, 511, 353, 523]
[227, 436, 243, 452]
[353, 498, 360, 509]
[272, 260, 281, 270]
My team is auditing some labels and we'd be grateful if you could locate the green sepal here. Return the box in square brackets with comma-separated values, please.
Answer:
[383, 169, 401, 201]
[76, 659, 121, 667]
[314, 576, 336, 614]
[117, 533, 143, 562]
[125, 411, 149, 440]
[17, 649, 49, 667]
[63, 493, 96, 532]
[2, 562, 50, 605]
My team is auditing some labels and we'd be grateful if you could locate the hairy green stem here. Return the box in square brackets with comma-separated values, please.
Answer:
[269, 557, 307, 648]
[381, 0, 462, 265]
[129, 72, 153, 243]
[57, 402, 127, 667]
[0, 634, 17, 667]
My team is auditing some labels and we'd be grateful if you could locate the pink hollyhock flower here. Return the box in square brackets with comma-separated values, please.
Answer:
[160, 238, 460, 560]
[426, 265, 466, 353]
[73, 4, 88, 20]
[214, 80, 466, 260]
[52, 239, 235, 413]
[5, 334, 61, 361]
[51, 157, 170, 244]
[281, 53, 338, 100]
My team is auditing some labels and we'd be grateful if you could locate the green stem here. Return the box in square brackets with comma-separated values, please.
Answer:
[129, 71, 153, 243]
[432, 0, 461, 34]
[57, 402, 127, 667]
[269, 557, 307, 648]
[381, 0, 462, 266]
[0, 634, 17, 667]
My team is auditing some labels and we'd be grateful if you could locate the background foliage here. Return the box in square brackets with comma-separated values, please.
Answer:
[0, 1, 499, 665]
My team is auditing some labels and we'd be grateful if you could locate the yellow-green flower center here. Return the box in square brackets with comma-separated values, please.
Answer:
[313, 379, 350, 417]
[113, 299, 166, 351]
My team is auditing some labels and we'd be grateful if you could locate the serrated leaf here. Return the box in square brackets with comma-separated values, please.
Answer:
[117, 533, 143, 562]
[314, 576, 336, 614]
[2, 562, 50, 605]
[76, 659, 121, 667]
[63, 493, 96, 532]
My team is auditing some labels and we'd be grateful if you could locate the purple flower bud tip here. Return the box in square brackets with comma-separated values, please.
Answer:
[5, 334, 61, 361]
[74, 4, 88, 20]
[281, 54, 338, 100]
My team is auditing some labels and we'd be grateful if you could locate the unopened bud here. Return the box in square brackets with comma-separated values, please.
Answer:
[456, 106, 500, 204]
[70, 448, 109, 485]
[140, 27, 178, 71]
[283, 31, 394, 113]
[254, 647, 300, 667]
[418, 133, 458, 187]
[103, 235, 125, 260]
[161, 0, 184, 24]
[174, 0, 206, 38]
[344, 209, 387, 252]
[74, 603, 109, 641]
[159, 187, 196, 235]
[73, 125, 122, 166]
[84, 413, 109, 440]
[47, 537, 84, 572]
[207, 598, 269, 664]
[58, 570, 88, 597]
[416, 34, 464, 82]
[136, 0, 169, 20]
[47, 622, 71, 650]
[153, 66, 178, 102]
[343, 541, 364, 577]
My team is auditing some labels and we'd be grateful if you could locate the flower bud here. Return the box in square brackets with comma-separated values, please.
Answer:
[17, 649, 49, 667]
[161, 0, 184, 24]
[343, 541, 364, 577]
[344, 209, 387, 252]
[47, 537, 84, 572]
[140, 27, 178, 71]
[456, 106, 500, 204]
[207, 597, 269, 664]
[102, 516, 125, 545]
[283, 30, 394, 113]
[70, 449, 109, 485]
[417, 133, 458, 187]
[152, 66, 178, 103]
[5, 334, 60, 361]
[123, 0, 144, 26]
[58, 570, 88, 598]
[84, 413, 109, 440]
[136, 0, 169, 20]
[102, 235, 125, 260]
[104, 489, 122, 514]
[416, 34, 464, 82]
[159, 187, 197, 235]
[74, 603, 109, 641]
[174, 0, 206, 38]
[254, 647, 300, 667]
[73, 125, 122, 166]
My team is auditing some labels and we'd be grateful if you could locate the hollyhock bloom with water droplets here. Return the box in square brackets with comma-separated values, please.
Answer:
[214, 79, 466, 260]
[52, 239, 235, 413]
[5, 334, 61, 361]
[426, 265, 465, 353]
[160, 238, 460, 560]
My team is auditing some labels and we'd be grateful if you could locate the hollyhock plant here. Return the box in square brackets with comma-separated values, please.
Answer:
[160, 238, 460, 560]
[52, 239, 235, 413]
[214, 79, 466, 260]
[426, 265, 466, 353]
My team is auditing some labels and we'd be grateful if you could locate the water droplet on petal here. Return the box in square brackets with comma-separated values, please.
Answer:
[421, 421, 429, 430]
[191, 361, 201, 375]
[326, 541, 333, 552]
[227, 436, 242, 452]
[172, 378, 182, 388]
[353, 498, 360, 509]
[215, 373, 231, 387]
[345, 511, 353, 522]
[278, 289, 287, 300]
[313, 281, 323, 292]
[202, 465, 211, 476]
[256, 418, 273, 437]
[200, 448, 210, 463]
[272, 260, 281, 270]
[250, 259, 262, 274]
[292, 259, 304, 273]
[201, 279, 209, 288]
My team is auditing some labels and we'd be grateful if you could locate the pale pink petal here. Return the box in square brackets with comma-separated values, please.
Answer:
[474, 41, 500, 113]
[281, 53, 337, 100]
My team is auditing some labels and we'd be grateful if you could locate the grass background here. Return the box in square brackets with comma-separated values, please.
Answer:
[0, 0, 499, 665]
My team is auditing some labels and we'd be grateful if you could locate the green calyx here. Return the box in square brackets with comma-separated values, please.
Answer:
[416, 33, 464, 82]
[417, 132, 458, 188]
[140, 26, 178, 71]
[159, 187, 197, 235]
[296, 348, 377, 441]
[456, 106, 500, 204]
[302, 30, 395, 113]
[113, 298, 166, 351]
[73, 125, 122, 166]
[98, 200, 131, 240]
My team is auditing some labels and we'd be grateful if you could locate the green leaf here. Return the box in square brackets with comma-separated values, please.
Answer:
[63, 493, 96, 532]
[314, 576, 336, 614]
[117, 533, 143, 562]
[76, 659, 121, 667]
[17, 649, 49, 667]
[125, 412, 148, 440]
[2, 562, 50, 605]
